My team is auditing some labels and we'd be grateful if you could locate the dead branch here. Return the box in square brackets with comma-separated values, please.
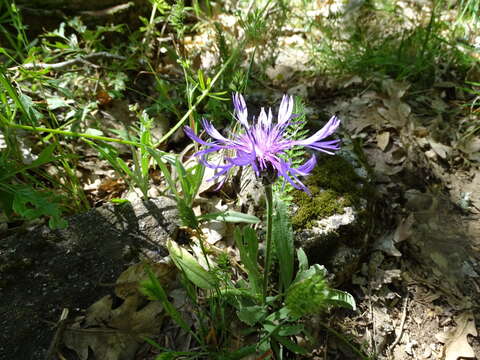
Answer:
[9, 52, 127, 71]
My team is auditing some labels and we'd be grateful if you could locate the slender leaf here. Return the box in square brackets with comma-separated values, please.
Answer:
[198, 210, 260, 224]
[167, 239, 217, 289]
[273, 335, 308, 355]
[234, 227, 262, 295]
[148, 148, 178, 197]
[296, 248, 308, 272]
[140, 267, 192, 334]
[272, 199, 294, 292]
[325, 289, 357, 311]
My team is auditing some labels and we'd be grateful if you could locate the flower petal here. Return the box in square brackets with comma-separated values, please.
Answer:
[202, 119, 232, 144]
[184, 126, 214, 146]
[277, 159, 311, 195]
[258, 107, 271, 128]
[295, 155, 317, 176]
[278, 94, 294, 125]
[294, 116, 340, 146]
[233, 93, 249, 128]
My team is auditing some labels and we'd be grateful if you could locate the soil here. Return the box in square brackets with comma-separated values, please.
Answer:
[0, 197, 179, 360]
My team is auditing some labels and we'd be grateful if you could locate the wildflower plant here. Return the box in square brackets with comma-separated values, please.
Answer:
[185, 93, 342, 298]
[142, 93, 357, 358]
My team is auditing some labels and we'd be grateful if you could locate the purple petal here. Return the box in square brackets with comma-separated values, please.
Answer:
[227, 153, 254, 166]
[233, 93, 249, 128]
[277, 159, 311, 195]
[305, 139, 341, 154]
[184, 126, 214, 146]
[258, 107, 271, 128]
[202, 119, 231, 144]
[278, 94, 294, 125]
[295, 155, 316, 176]
[294, 116, 340, 146]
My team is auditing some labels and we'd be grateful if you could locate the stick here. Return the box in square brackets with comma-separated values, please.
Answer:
[389, 295, 409, 354]
[45, 308, 69, 360]
[9, 52, 126, 71]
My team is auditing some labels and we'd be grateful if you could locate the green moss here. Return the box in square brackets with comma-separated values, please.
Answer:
[292, 156, 365, 229]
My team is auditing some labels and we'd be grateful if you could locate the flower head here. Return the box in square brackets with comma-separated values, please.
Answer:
[184, 93, 341, 194]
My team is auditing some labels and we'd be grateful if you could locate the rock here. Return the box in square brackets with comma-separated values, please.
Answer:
[292, 147, 372, 285]
[0, 197, 179, 360]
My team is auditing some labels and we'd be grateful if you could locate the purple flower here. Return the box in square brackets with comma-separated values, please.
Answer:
[184, 93, 341, 194]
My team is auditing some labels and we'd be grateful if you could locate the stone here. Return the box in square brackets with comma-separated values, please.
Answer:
[292, 146, 371, 285]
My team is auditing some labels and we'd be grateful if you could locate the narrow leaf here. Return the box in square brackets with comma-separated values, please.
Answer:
[272, 199, 294, 292]
[167, 240, 217, 289]
[325, 289, 357, 311]
[198, 210, 260, 224]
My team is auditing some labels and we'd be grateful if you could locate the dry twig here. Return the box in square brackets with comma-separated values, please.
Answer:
[9, 52, 126, 71]
[45, 308, 69, 360]
[389, 295, 409, 354]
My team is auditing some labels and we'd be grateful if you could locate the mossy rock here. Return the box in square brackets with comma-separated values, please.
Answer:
[292, 152, 372, 284]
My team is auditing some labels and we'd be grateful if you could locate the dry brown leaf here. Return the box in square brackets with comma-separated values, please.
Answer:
[378, 79, 411, 127]
[377, 132, 390, 151]
[364, 147, 404, 177]
[84, 295, 113, 327]
[115, 262, 176, 300]
[444, 312, 477, 360]
[459, 136, 480, 162]
[63, 294, 164, 360]
[428, 139, 451, 160]
[393, 214, 414, 243]
[201, 220, 227, 244]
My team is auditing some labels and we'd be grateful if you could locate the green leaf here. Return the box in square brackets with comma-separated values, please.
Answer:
[140, 266, 192, 334]
[84, 128, 104, 136]
[30, 143, 56, 168]
[296, 248, 309, 272]
[188, 161, 205, 202]
[277, 324, 304, 337]
[236, 305, 267, 326]
[285, 272, 328, 318]
[46, 96, 71, 110]
[234, 227, 262, 295]
[272, 199, 294, 292]
[293, 264, 327, 285]
[167, 239, 217, 289]
[177, 198, 198, 229]
[12, 186, 67, 229]
[325, 289, 357, 311]
[221, 345, 257, 360]
[175, 158, 192, 205]
[147, 148, 178, 197]
[0, 143, 57, 181]
[198, 210, 260, 224]
[273, 335, 308, 355]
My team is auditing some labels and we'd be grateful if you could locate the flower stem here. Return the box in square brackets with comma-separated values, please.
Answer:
[262, 184, 273, 302]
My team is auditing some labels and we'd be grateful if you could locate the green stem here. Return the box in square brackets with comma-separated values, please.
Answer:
[3, 123, 142, 147]
[318, 321, 370, 360]
[152, 47, 238, 148]
[262, 184, 273, 302]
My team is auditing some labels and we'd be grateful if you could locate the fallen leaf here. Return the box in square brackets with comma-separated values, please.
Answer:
[378, 79, 411, 127]
[393, 214, 414, 243]
[428, 138, 451, 160]
[200, 220, 227, 244]
[115, 262, 176, 300]
[459, 136, 480, 162]
[373, 232, 402, 257]
[63, 294, 164, 360]
[444, 312, 477, 360]
[377, 132, 390, 151]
